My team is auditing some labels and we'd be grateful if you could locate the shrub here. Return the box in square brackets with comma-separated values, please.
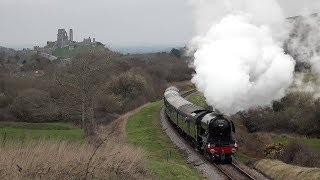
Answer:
[0, 75, 35, 97]
[170, 48, 182, 58]
[109, 72, 147, 100]
[265, 143, 285, 158]
[241, 91, 320, 136]
[20, 53, 51, 71]
[104, 70, 156, 112]
[9, 89, 60, 122]
[278, 141, 320, 168]
[1, 50, 192, 124]
[0, 108, 16, 121]
[0, 93, 13, 108]
[108, 71, 148, 102]
[240, 107, 275, 133]
[95, 93, 122, 114]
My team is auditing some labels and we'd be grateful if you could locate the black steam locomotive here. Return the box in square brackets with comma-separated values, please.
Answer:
[164, 87, 237, 163]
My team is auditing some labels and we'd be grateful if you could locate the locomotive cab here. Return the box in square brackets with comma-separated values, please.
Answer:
[208, 118, 234, 145]
[164, 86, 237, 163]
[201, 113, 237, 163]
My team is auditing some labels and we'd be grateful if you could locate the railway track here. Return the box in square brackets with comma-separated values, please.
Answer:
[213, 162, 256, 180]
[178, 89, 262, 180]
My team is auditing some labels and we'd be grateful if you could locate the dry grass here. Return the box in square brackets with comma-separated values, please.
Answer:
[231, 115, 272, 159]
[0, 139, 147, 179]
[255, 159, 320, 180]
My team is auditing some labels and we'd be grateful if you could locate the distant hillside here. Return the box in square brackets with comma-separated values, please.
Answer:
[0, 46, 16, 58]
[111, 45, 182, 54]
[52, 43, 109, 58]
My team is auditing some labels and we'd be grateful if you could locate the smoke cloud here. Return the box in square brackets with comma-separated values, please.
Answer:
[190, 0, 296, 114]
[286, 13, 320, 75]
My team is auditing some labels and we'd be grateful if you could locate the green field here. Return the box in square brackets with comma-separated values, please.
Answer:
[53, 44, 105, 58]
[126, 101, 202, 179]
[0, 122, 84, 143]
[272, 134, 320, 152]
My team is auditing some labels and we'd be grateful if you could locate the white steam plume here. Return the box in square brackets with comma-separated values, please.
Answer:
[190, 0, 296, 114]
[286, 12, 320, 74]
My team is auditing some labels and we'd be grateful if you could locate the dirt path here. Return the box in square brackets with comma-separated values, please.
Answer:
[98, 104, 149, 141]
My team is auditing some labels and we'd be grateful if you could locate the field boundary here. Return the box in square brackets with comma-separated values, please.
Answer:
[126, 101, 202, 179]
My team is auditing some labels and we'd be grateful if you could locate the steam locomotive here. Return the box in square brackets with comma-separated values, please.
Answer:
[164, 87, 237, 163]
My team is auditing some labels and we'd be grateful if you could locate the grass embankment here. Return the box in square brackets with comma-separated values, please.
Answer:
[0, 122, 84, 142]
[126, 101, 202, 179]
[272, 134, 320, 152]
[255, 159, 320, 180]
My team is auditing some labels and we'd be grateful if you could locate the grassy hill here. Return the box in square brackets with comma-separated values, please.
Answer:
[53, 44, 106, 58]
[126, 101, 202, 179]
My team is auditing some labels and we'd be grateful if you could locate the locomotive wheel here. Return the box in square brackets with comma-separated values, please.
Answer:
[204, 149, 212, 161]
[196, 143, 204, 155]
[224, 154, 232, 164]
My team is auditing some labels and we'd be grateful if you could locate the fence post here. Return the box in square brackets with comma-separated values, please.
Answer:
[2, 132, 6, 147]
[20, 134, 25, 148]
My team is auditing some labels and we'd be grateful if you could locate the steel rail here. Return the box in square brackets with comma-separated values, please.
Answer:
[170, 89, 257, 180]
[231, 163, 256, 180]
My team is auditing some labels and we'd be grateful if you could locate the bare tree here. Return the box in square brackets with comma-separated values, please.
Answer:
[55, 55, 102, 130]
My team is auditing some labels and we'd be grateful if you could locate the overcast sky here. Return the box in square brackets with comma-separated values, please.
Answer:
[0, 0, 320, 49]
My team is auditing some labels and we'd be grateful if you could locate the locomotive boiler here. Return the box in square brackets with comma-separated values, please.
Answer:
[164, 87, 237, 163]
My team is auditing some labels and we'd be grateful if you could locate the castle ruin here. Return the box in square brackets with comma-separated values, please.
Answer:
[69, 29, 73, 42]
[56, 29, 70, 48]
[56, 28, 96, 48]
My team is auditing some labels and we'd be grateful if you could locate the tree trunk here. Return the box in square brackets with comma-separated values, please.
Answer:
[81, 96, 85, 128]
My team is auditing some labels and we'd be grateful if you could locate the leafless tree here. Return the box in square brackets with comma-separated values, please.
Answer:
[55, 55, 103, 130]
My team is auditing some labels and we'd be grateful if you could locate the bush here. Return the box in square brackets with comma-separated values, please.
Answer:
[104, 70, 156, 112]
[9, 89, 60, 122]
[0, 75, 35, 97]
[170, 48, 182, 58]
[20, 53, 51, 71]
[241, 92, 320, 136]
[108, 71, 148, 102]
[127, 53, 192, 82]
[265, 143, 285, 158]
[1, 49, 192, 124]
[0, 93, 13, 108]
[95, 93, 122, 114]
[278, 142, 320, 168]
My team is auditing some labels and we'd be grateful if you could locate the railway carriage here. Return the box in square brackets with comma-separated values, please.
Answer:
[164, 86, 237, 163]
